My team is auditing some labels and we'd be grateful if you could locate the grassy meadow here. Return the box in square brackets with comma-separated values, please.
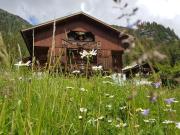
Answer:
[0, 70, 179, 135]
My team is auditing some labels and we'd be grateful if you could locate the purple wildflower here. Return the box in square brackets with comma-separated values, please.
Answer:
[150, 96, 158, 103]
[148, 92, 158, 103]
[141, 109, 150, 116]
[152, 82, 161, 88]
[164, 98, 178, 104]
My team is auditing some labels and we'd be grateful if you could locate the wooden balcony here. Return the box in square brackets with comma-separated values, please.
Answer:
[61, 39, 101, 49]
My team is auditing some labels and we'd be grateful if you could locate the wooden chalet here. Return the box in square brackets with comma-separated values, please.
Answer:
[21, 12, 133, 72]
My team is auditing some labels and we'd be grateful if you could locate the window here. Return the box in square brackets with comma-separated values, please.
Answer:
[67, 31, 95, 42]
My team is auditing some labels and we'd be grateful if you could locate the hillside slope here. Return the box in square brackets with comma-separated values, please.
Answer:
[112, 22, 180, 66]
[136, 22, 179, 43]
[0, 8, 32, 62]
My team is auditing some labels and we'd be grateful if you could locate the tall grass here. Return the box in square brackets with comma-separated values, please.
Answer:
[0, 70, 179, 134]
[0, 32, 10, 69]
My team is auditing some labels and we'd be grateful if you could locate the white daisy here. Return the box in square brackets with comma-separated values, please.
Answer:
[119, 106, 127, 110]
[109, 95, 115, 98]
[92, 65, 103, 71]
[175, 122, 180, 129]
[80, 108, 87, 113]
[143, 119, 156, 123]
[72, 70, 80, 74]
[162, 120, 174, 124]
[80, 88, 87, 92]
[79, 115, 83, 120]
[97, 116, 104, 120]
[107, 119, 112, 123]
[106, 104, 112, 109]
[116, 123, 127, 128]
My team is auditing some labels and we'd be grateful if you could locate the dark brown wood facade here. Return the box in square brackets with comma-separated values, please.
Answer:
[21, 12, 133, 72]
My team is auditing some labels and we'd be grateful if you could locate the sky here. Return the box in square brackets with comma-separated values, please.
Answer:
[0, 0, 180, 37]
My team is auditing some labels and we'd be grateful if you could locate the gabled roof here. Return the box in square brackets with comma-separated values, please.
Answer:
[21, 12, 133, 55]
[21, 11, 123, 34]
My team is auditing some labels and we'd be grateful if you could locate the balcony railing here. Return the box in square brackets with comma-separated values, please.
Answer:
[61, 39, 101, 49]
